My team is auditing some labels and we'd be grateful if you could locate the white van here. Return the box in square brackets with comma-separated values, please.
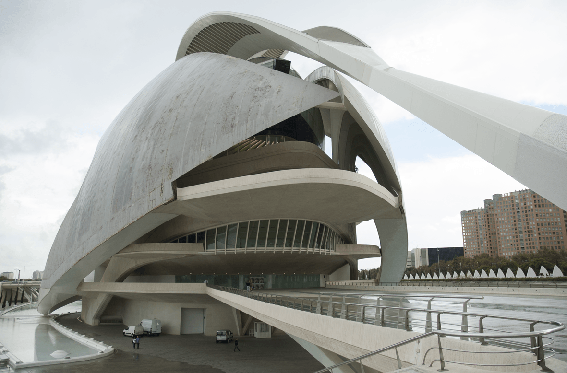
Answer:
[141, 319, 161, 336]
[216, 330, 233, 343]
[123, 325, 144, 337]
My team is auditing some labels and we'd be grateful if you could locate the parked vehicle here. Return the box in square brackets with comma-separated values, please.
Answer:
[123, 325, 144, 337]
[216, 330, 233, 343]
[141, 319, 161, 336]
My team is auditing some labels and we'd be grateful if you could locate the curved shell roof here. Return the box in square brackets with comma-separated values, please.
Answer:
[38, 52, 338, 313]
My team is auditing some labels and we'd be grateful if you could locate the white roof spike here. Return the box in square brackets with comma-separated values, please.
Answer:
[552, 266, 564, 277]
[459, 271, 466, 279]
[497, 269, 505, 278]
[409, 274, 414, 280]
[516, 268, 526, 278]
[540, 266, 549, 276]
[489, 269, 496, 278]
[466, 270, 472, 278]
[481, 270, 488, 278]
[426, 273, 432, 280]
[433, 273, 438, 280]
[439, 272, 446, 280]
[506, 268, 515, 279]
[403, 274, 408, 280]
[473, 270, 480, 278]
[526, 267, 537, 278]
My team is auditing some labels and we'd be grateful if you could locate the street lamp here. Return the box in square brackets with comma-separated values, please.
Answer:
[437, 248, 441, 280]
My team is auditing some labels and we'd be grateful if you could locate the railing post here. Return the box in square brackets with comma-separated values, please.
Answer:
[356, 305, 365, 323]
[316, 294, 322, 314]
[359, 359, 365, 373]
[536, 335, 546, 369]
[478, 316, 487, 345]
[530, 322, 537, 355]
[461, 299, 470, 340]
[405, 310, 410, 331]
[395, 347, 402, 370]
[327, 296, 333, 316]
[437, 334, 446, 371]
[425, 298, 433, 332]
[374, 298, 381, 326]
[381, 307, 385, 327]
[437, 313, 442, 331]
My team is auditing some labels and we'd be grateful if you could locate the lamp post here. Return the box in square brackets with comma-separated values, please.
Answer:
[437, 248, 441, 280]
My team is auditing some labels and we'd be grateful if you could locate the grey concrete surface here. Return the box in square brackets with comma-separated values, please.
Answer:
[48, 314, 324, 373]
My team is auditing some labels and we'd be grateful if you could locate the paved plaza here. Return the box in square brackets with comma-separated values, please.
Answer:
[12, 313, 324, 373]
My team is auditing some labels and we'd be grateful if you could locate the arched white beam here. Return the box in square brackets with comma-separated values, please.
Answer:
[178, 12, 567, 211]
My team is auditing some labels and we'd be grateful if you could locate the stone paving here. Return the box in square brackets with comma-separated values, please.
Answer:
[19, 313, 324, 373]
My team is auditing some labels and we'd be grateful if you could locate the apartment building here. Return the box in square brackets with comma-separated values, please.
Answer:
[461, 189, 567, 258]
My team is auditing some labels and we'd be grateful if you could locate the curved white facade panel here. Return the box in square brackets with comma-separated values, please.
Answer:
[39, 52, 338, 313]
[177, 12, 567, 211]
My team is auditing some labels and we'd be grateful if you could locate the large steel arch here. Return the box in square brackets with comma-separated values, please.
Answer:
[177, 12, 567, 212]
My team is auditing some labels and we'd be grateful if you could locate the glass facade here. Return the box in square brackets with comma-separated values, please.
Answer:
[169, 219, 343, 253]
[176, 273, 322, 290]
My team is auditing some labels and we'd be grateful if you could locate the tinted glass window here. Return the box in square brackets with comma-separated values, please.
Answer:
[216, 226, 226, 251]
[226, 224, 237, 249]
[267, 220, 278, 247]
[276, 220, 287, 247]
[237, 222, 248, 248]
[294, 220, 305, 247]
[206, 229, 216, 251]
[257, 220, 269, 247]
[247, 221, 259, 248]
[179, 236, 187, 244]
[187, 233, 196, 243]
[285, 220, 296, 247]
[302, 221, 313, 248]
[196, 232, 205, 245]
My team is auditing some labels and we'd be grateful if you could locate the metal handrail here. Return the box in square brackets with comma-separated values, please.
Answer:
[209, 285, 565, 371]
[313, 332, 436, 373]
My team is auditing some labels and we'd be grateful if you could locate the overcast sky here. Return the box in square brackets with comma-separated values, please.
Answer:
[1, 0, 566, 277]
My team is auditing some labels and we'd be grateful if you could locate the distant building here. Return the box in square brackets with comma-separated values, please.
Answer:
[33, 270, 44, 280]
[409, 247, 464, 268]
[1, 272, 14, 279]
[427, 247, 464, 265]
[461, 189, 567, 258]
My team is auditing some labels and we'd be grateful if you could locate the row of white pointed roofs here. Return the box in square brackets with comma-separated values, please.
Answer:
[403, 266, 564, 280]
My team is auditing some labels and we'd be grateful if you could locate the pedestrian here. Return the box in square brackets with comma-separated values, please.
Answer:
[234, 338, 240, 352]
[132, 336, 136, 349]
[136, 335, 140, 349]
[246, 279, 250, 292]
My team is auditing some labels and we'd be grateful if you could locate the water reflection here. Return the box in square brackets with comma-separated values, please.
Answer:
[0, 301, 98, 363]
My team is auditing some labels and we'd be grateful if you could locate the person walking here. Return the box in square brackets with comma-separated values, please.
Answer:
[136, 336, 140, 349]
[132, 336, 136, 349]
[245, 279, 250, 292]
[234, 338, 240, 352]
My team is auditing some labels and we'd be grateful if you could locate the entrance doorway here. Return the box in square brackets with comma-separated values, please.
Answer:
[181, 308, 204, 334]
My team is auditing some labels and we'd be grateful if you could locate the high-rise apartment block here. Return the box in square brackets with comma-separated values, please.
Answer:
[461, 189, 567, 258]
[33, 270, 44, 280]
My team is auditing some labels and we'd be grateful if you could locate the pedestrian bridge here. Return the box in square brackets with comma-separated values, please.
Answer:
[77, 281, 566, 372]
[0, 282, 40, 311]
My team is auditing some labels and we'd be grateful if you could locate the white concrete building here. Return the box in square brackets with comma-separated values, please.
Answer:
[1, 272, 14, 280]
[38, 12, 567, 339]
[32, 271, 44, 280]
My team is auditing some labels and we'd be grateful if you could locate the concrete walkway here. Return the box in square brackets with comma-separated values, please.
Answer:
[25, 314, 324, 373]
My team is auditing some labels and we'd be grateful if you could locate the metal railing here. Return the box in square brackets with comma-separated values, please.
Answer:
[328, 280, 567, 288]
[209, 285, 564, 371]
